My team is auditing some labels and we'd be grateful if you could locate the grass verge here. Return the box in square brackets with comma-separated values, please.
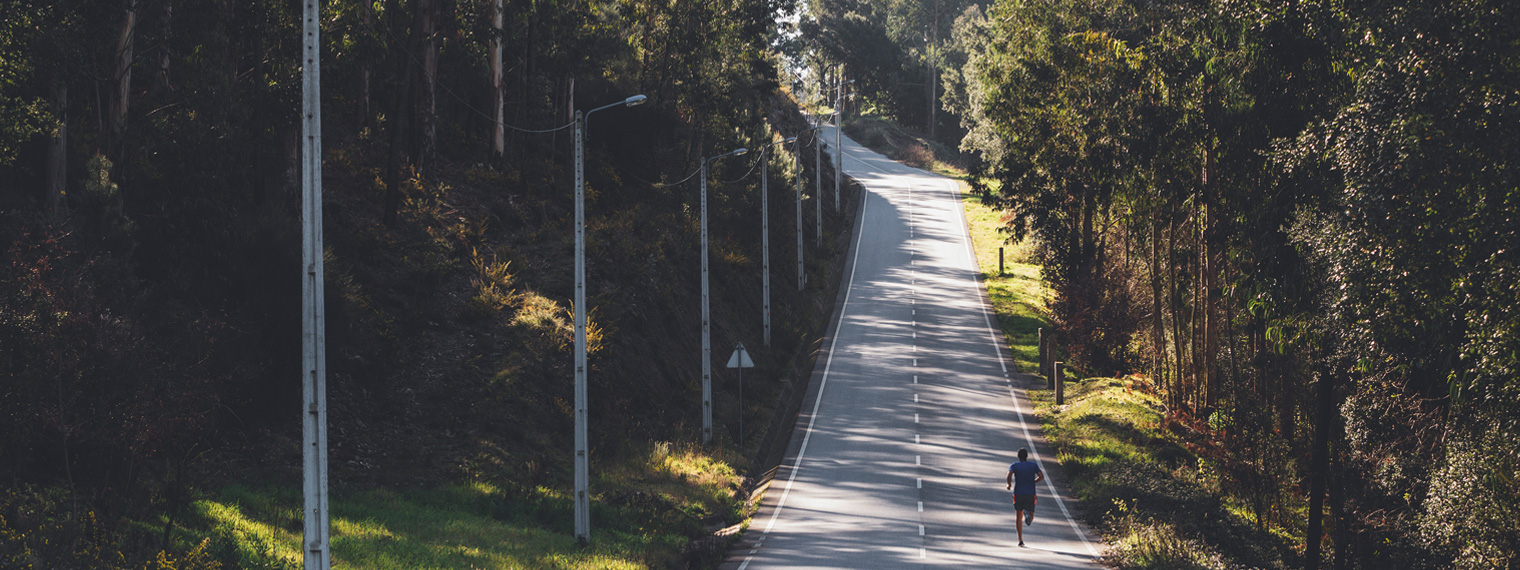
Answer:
[130, 441, 745, 570]
[1030, 379, 1302, 569]
[959, 185, 1047, 373]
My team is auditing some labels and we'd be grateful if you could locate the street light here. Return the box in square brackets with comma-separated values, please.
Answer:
[701, 146, 748, 444]
[834, 79, 855, 211]
[573, 93, 647, 544]
[759, 136, 796, 347]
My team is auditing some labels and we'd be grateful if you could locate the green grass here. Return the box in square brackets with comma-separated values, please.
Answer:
[959, 184, 1049, 374]
[163, 441, 745, 570]
[1029, 378, 1300, 569]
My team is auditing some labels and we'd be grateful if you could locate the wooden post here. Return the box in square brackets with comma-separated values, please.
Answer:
[1055, 362, 1065, 405]
[1045, 332, 1057, 386]
[1037, 328, 1047, 386]
[999, 247, 1004, 276]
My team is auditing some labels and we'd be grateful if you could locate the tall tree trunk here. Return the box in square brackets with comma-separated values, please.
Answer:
[47, 77, 68, 217]
[1151, 216, 1166, 397]
[1202, 144, 1218, 411]
[518, 0, 537, 160]
[1279, 355, 1295, 438]
[927, 0, 938, 139]
[156, 1, 172, 92]
[1305, 369, 1337, 570]
[1168, 216, 1187, 412]
[490, 0, 504, 160]
[385, 9, 421, 228]
[1330, 444, 1349, 569]
[1190, 200, 1203, 411]
[416, 0, 438, 179]
[360, 0, 372, 128]
[110, 0, 139, 159]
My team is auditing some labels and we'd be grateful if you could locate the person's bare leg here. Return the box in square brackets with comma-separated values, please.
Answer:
[1015, 509, 1025, 546]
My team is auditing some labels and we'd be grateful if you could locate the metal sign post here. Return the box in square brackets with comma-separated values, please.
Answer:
[726, 343, 755, 443]
[300, 0, 330, 567]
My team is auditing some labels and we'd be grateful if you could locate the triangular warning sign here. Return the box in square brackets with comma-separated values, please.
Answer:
[726, 342, 755, 368]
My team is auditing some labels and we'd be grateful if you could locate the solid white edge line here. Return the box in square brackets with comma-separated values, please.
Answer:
[947, 177, 1101, 558]
[739, 126, 873, 570]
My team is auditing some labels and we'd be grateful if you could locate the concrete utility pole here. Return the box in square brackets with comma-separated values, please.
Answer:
[815, 124, 822, 247]
[761, 146, 771, 347]
[701, 147, 748, 444]
[571, 109, 589, 544]
[573, 94, 646, 543]
[299, 0, 330, 567]
[834, 78, 854, 211]
[834, 78, 842, 211]
[760, 137, 795, 346]
[796, 131, 810, 291]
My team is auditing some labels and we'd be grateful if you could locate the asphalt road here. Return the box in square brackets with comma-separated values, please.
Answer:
[723, 126, 1103, 569]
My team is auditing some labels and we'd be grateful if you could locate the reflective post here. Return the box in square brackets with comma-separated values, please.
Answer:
[1055, 362, 1066, 405]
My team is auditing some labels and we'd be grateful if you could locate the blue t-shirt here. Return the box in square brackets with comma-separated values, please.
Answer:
[1009, 460, 1041, 495]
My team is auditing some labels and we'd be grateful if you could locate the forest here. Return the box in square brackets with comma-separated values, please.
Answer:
[813, 0, 1516, 567]
[2, 0, 1517, 568]
[0, 0, 861, 567]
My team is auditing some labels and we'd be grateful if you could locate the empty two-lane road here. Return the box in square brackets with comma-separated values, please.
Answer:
[725, 127, 1103, 569]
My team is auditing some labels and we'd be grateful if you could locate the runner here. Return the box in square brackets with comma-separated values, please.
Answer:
[1005, 447, 1044, 547]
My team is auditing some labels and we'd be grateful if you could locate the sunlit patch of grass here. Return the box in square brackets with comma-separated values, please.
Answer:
[187, 487, 303, 569]
[598, 441, 748, 524]
[1031, 379, 1300, 569]
[176, 440, 752, 570]
[181, 483, 671, 570]
[959, 183, 1050, 373]
[1109, 498, 1219, 570]
[1032, 378, 1172, 483]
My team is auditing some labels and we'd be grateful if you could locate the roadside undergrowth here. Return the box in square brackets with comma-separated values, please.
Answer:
[1030, 378, 1303, 569]
[141, 440, 746, 570]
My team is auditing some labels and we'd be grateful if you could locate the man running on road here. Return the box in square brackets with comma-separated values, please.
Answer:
[1005, 447, 1044, 547]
